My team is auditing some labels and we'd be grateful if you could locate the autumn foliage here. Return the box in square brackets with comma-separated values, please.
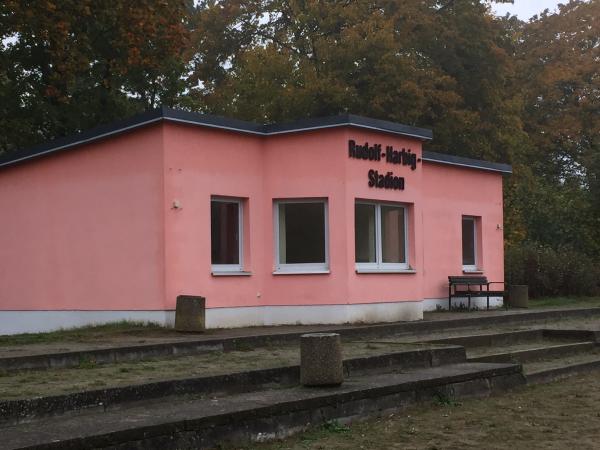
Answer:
[1, 0, 598, 295]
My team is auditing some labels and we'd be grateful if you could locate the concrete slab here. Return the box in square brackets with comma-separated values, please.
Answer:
[0, 345, 466, 425]
[2, 362, 523, 450]
[469, 341, 596, 363]
[2, 307, 600, 372]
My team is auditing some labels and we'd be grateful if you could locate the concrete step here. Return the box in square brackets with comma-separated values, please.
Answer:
[426, 328, 599, 349]
[527, 359, 600, 384]
[524, 349, 600, 384]
[1, 362, 523, 450]
[426, 329, 542, 348]
[0, 345, 465, 426]
[3, 307, 600, 372]
[467, 341, 596, 364]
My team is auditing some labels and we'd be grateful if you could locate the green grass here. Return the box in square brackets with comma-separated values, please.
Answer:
[0, 320, 170, 346]
[528, 296, 600, 309]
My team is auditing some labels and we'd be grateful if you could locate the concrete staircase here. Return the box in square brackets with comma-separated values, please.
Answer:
[426, 328, 600, 384]
[3, 310, 600, 449]
[1, 346, 523, 450]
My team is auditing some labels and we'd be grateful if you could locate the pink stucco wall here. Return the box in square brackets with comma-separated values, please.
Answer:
[161, 124, 427, 309]
[0, 126, 166, 311]
[422, 162, 505, 299]
[161, 122, 504, 311]
[0, 118, 506, 324]
[161, 123, 264, 309]
[343, 129, 424, 304]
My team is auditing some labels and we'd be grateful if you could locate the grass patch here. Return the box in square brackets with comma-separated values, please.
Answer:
[283, 421, 351, 448]
[78, 356, 97, 370]
[0, 320, 170, 346]
[321, 420, 350, 434]
[433, 391, 461, 407]
[233, 341, 256, 352]
[528, 296, 600, 309]
[243, 373, 600, 450]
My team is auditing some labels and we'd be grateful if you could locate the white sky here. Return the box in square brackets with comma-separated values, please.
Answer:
[492, 0, 564, 19]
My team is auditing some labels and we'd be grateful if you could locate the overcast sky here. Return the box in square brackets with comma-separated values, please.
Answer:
[492, 0, 564, 19]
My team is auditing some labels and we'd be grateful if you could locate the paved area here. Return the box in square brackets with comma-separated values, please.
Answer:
[423, 306, 599, 321]
[2, 362, 518, 450]
[2, 307, 599, 359]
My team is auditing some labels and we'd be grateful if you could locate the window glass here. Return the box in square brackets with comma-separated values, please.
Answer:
[278, 202, 325, 264]
[462, 217, 476, 266]
[355, 203, 376, 263]
[355, 201, 408, 269]
[381, 205, 406, 263]
[211, 200, 240, 265]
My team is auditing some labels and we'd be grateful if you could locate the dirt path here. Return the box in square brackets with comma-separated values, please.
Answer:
[243, 373, 600, 450]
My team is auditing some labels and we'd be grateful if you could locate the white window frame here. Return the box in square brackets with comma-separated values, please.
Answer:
[355, 201, 409, 272]
[462, 216, 478, 272]
[211, 197, 243, 273]
[273, 199, 329, 274]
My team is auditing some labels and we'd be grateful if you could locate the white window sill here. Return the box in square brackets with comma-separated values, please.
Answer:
[272, 270, 330, 275]
[212, 271, 252, 277]
[356, 269, 416, 274]
[462, 269, 484, 274]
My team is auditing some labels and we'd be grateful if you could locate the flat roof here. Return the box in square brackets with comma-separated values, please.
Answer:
[422, 151, 512, 174]
[0, 107, 511, 173]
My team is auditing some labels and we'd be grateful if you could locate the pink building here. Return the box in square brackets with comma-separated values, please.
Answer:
[0, 108, 511, 334]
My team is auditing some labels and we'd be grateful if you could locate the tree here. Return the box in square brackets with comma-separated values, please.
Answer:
[187, 0, 521, 164]
[508, 0, 600, 256]
[0, 0, 191, 153]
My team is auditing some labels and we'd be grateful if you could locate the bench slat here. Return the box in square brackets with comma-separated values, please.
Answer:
[448, 274, 506, 310]
[448, 276, 488, 285]
[453, 290, 505, 296]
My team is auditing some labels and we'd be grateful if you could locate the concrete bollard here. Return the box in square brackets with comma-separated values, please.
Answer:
[508, 285, 529, 308]
[300, 333, 344, 387]
[175, 295, 206, 332]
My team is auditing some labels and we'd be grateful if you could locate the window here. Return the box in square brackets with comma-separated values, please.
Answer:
[462, 216, 477, 271]
[211, 198, 243, 272]
[355, 201, 408, 271]
[274, 200, 328, 273]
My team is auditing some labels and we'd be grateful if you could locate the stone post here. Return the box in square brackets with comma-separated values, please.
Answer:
[508, 285, 529, 308]
[300, 333, 344, 387]
[175, 295, 206, 332]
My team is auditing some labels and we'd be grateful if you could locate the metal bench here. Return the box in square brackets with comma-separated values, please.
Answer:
[448, 276, 506, 310]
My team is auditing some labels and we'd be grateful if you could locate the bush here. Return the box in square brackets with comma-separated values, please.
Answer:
[505, 242, 600, 298]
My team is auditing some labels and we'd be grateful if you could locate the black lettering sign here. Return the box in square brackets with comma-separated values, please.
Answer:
[385, 145, 418, 171]
[349, 140, 418, 191]
[368, 170, 405, 191]
[348, 140, 382, 161]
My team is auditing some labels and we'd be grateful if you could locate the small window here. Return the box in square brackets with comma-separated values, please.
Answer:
[274, 200, 328, 273]
[211, 198, 243, 272]
[462, 216, 477, 271]
[355, 201, 408, 271]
